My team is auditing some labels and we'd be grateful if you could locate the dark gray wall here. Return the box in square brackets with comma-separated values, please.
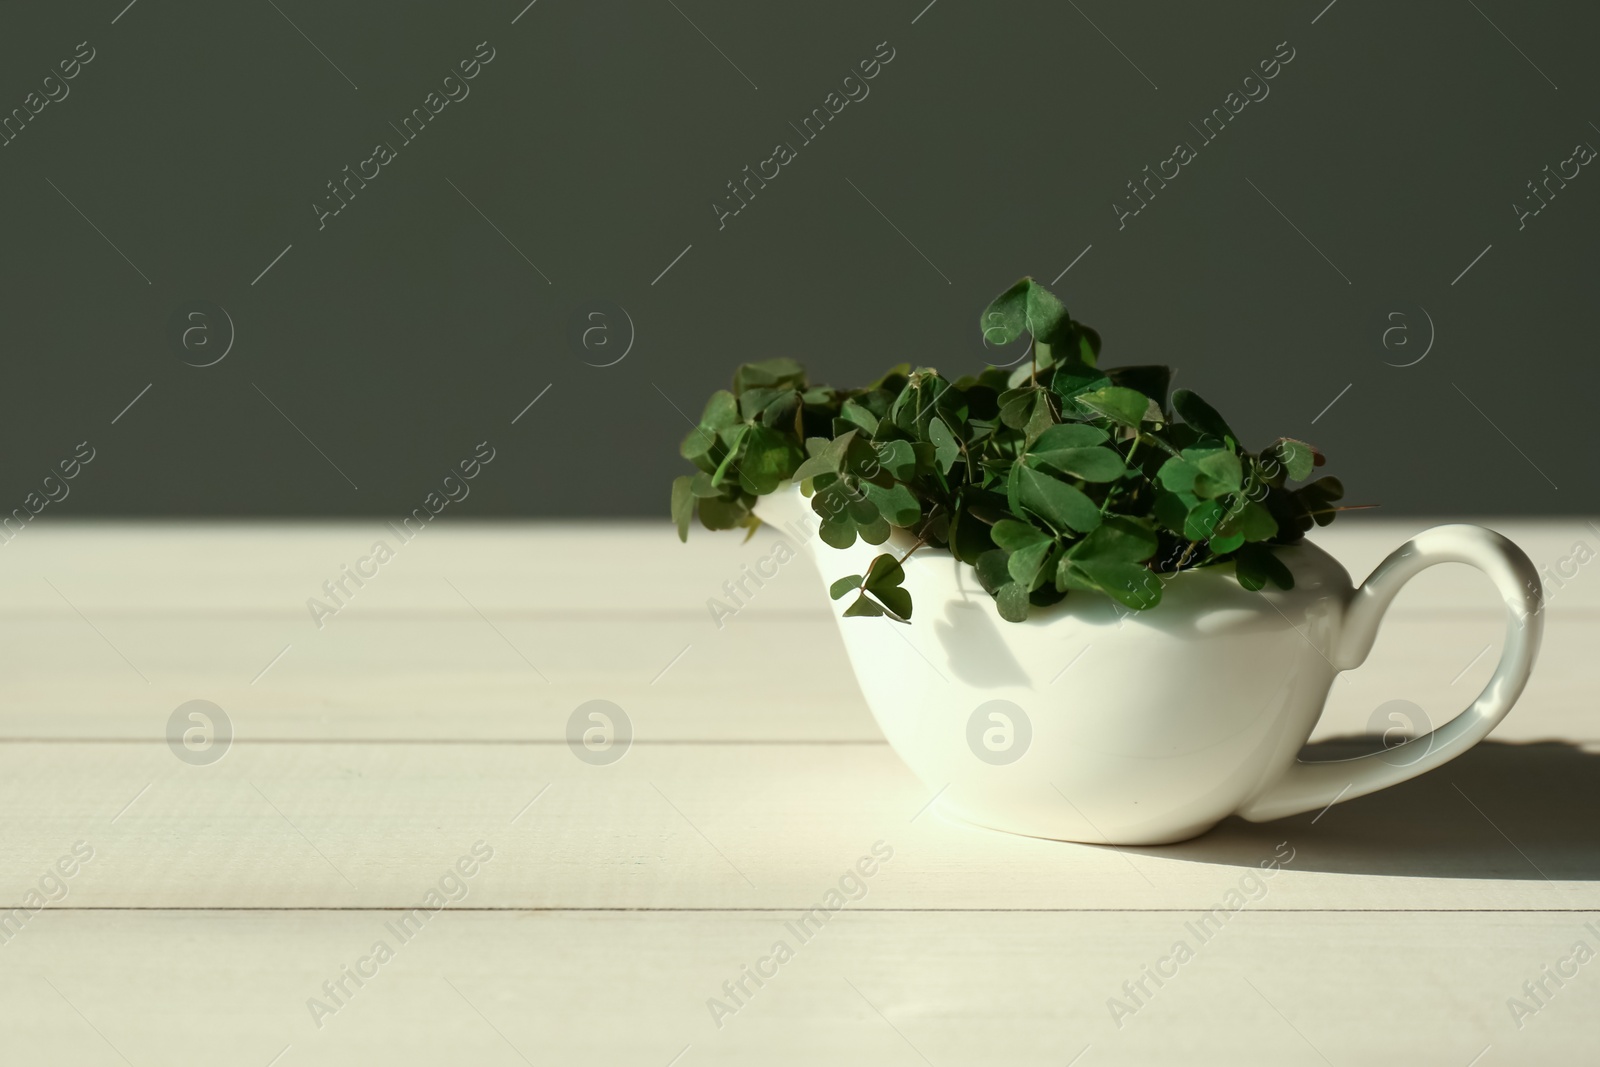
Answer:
[0, 0, 1592, 518]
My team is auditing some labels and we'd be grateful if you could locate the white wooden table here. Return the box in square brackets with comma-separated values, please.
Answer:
[1, 518, 1595, 1064]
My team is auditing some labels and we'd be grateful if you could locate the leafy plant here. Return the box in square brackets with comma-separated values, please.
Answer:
[672, 276, 1353, 624]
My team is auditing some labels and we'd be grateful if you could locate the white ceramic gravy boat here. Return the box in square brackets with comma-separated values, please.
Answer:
[755, 486, 1543, 845]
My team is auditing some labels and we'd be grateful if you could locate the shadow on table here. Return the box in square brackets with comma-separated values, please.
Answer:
[1129, 737, 1600, 880]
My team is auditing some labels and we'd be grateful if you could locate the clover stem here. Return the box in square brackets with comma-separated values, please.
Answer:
[1175, 540, 1200, 570]
[852, 509, 939, 600]
[897, 537, 926, 567]
[897, 504, 943, 566]
[957, 437, 975, 481]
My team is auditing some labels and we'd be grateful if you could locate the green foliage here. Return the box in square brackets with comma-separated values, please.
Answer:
[674, 277, 1350, 623]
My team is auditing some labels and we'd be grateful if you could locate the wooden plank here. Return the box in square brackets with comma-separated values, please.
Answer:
[2, 519, 1595, 614]
[0, 616, 872, 741]
[0, 612, 1589, 743]
[0, 909, 1590, 1064]
[2, 742, 1594, 911]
